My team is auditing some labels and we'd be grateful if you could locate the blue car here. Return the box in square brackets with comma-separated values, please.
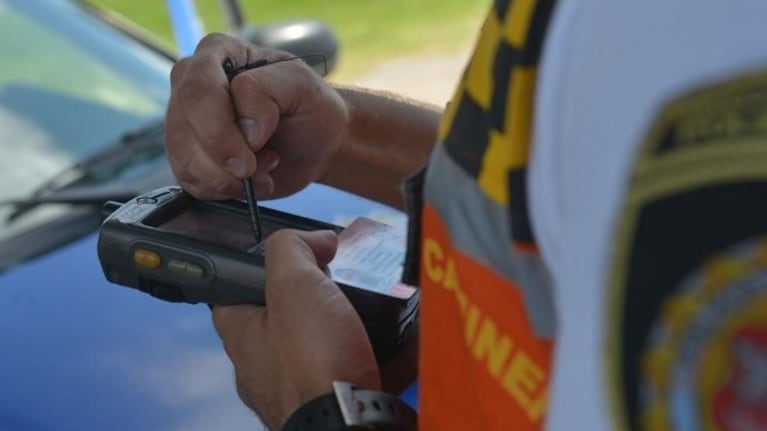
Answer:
[0, 0, 406, 429]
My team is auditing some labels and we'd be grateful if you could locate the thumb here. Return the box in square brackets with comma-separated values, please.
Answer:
[301, 229, 339, 268]
[266, 229, 338, 269]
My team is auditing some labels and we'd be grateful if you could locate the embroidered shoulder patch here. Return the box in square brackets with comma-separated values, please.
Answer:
[606, 69, 767, 431]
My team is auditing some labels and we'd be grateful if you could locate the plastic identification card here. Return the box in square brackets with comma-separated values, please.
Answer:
[329, 217, 417, 300]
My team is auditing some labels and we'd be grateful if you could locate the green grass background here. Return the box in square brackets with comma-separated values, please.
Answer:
[89, 0, 490, 80]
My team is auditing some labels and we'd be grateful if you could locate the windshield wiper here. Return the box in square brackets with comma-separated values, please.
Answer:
[0, 119, 166, 222]
[0, 184, 142, 206]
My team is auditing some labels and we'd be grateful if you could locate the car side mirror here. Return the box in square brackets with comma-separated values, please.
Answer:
[242, 20, 338, 76]
[240, 21, 339, 76]
[218, 0, 339, 76]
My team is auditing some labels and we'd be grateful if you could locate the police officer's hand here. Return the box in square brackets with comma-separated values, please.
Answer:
[212, 230, 380, 430]
[166, 33, 348, 200]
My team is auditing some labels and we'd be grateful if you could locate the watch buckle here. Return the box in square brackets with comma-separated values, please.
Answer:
[333, 381, 374, 428]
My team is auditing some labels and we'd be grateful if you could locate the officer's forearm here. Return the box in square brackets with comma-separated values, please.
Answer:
[319, 86, 441, 210]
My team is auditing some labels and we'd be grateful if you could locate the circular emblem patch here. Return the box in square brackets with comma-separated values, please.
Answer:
[639, 238, 767, 431]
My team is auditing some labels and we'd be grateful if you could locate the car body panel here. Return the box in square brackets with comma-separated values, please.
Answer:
[0, 1, 418, 428]
[0, 184, 406, 430]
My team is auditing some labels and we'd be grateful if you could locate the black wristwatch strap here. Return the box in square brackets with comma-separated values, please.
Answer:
[281, 382, 417, 431]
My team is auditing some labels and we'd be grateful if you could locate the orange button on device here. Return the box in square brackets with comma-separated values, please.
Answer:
[134, 248, 162, 269]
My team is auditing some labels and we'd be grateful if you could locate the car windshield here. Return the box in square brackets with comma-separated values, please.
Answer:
[0, 0, 171, 242]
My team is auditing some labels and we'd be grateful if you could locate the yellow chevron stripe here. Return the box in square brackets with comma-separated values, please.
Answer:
[504, 0, 538, 47]
[478, 67, 536, 204]
[464, 12, 502, 111]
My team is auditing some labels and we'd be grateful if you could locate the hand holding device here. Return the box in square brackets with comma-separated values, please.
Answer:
[98, 187, 419, 363]
[212, 229, 381, 431]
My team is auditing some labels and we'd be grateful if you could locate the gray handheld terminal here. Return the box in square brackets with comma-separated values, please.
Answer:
[97, 186, 419, 362]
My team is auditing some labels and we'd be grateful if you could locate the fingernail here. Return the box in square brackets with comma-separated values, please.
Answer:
[225, 157, 248, 178]
[261, 152, 280, 171]
[238, 118, 261, 147]
[253, 172, 269, 184]
[252, 175, 274, 197]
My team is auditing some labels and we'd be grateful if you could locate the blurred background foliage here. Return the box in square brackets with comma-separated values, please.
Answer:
[88, 0, 490, 81]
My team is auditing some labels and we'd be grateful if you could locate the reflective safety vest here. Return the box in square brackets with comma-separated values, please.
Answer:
[407, 0, 560, 429]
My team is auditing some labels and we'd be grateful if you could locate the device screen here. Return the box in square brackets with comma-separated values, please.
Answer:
[154, 201, 273, 252]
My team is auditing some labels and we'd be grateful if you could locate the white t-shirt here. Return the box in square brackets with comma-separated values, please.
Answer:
[530, 2, 767, 430]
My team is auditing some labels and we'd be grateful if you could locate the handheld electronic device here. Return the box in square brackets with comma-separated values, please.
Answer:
[97, 186, 418, 362]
